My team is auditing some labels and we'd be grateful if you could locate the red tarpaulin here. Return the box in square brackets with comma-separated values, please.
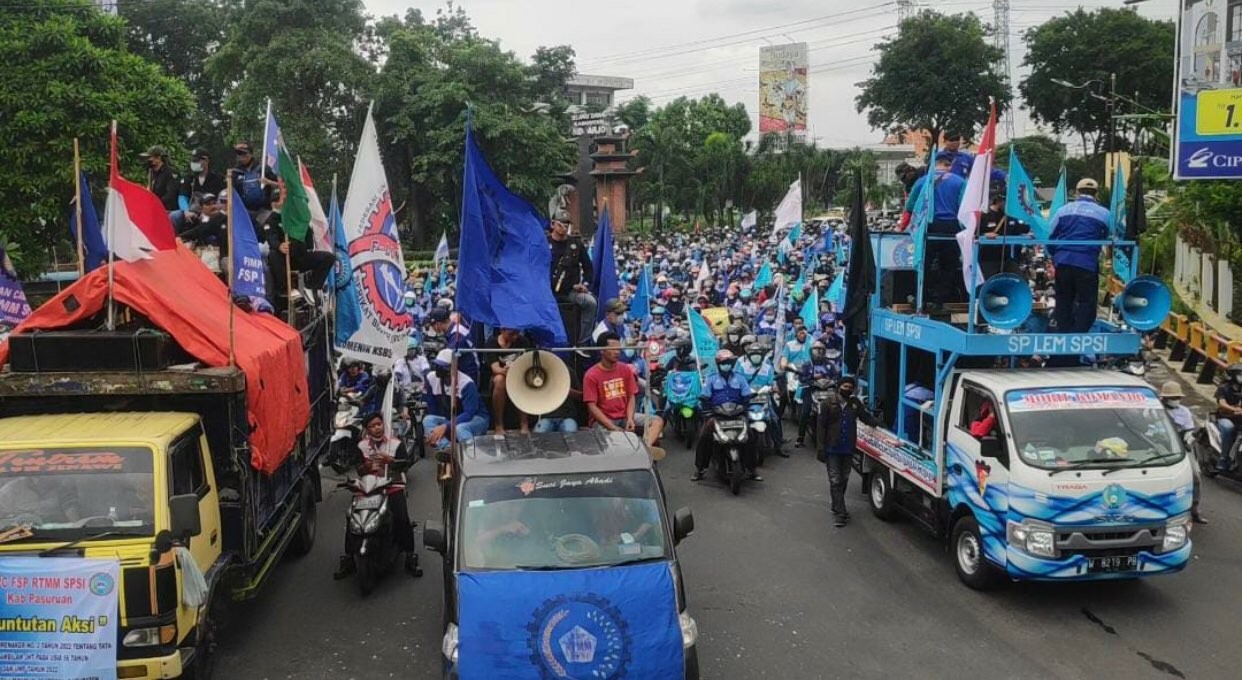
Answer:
[0, 247, 309, 475]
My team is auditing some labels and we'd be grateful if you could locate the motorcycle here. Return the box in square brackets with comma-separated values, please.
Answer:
[335, 456, 415, 596]
[708, 401, 751, 495]
[664, 368, 702, 448]
[807, 377, 837, 450]
[747, 387, 777, 465]
[329, 387, 375, 469]
[783, 367, 802, 422]
[1191, 419, 1242, 482]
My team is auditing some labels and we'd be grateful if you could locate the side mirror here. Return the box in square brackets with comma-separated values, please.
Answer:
[424, 520, 446, 554]
[979, 435, 1001, 461]
[672, 507, 694, 546]
[169, 494, 202, 539]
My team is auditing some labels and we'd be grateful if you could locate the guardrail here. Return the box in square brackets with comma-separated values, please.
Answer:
[1109, 278, 1242, 384]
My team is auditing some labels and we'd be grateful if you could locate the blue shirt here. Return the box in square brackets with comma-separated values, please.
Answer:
[739, 359, 776, 388]
[1048, 196, 1109, 272]
[702, 371, 753, 407]
[828, 404, 858, 455]
[932, 170, 967, 223]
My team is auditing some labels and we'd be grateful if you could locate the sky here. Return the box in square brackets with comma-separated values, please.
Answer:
[364, 0, 1177, 148]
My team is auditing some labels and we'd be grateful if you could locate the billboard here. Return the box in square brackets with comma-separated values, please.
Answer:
[759, 43, 808, 135]
[1173, 0, 1242, 179]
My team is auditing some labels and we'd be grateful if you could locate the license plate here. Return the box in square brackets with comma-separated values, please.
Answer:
[354, 495, 383, 510]
[1087, 555, 1138, 573]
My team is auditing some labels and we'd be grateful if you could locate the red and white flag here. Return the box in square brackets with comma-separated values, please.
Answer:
[956, 100, 997, 292]
[104, 122, 176, 261]
[298, 160, 332, 253]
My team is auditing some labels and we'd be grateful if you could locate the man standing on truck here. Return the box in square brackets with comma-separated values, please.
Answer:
[1047, 178, 1109, 334]
[818, 376, 876, 527]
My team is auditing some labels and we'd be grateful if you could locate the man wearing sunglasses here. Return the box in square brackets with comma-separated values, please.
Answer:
[229, 141, 278, 214]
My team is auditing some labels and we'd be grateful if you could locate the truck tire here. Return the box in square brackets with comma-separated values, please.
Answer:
[288, 484, 318, 558]
[868, 470, 899, 521]
[951, 515, 1003, 590]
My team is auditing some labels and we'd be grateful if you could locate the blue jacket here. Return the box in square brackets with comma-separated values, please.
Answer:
[230, 162, 273, 212]
[932, 170, 967, 222]
[423, 370, 488, 427]
[1048, 196, 1109, 272]
[702, 371, 753, 408]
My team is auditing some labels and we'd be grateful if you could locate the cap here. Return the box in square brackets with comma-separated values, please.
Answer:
[433, 349, 453, 369]
[233, 142, 254, 153]
[935, 151, 955, 164]
[428, 307, 450, 323]
[1076, 178, 1099, 191]
[200, 193, 218, 204]
[139, 145, 168, 158]
[1158, 381, 1184, 398]
[605, 298, 628, 314]
[191, 148, 210, 160]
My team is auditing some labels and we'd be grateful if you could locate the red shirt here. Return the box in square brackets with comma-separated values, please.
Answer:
[583, 361, 638, 424]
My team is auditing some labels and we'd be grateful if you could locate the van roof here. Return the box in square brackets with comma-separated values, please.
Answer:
[957, 369, 1153, 395]
[458, 430, 655, 478]
[0, 412, 199, 449]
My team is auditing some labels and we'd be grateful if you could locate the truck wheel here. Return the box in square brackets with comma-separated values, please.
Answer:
[868, 470, 899, 521]
[288, 484, 317, 558]
[951, 515, 1003, 590]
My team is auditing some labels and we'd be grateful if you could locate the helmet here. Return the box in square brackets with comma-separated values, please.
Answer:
[740, 288, 753, 300]
[403, 291, 416, 309]
[1228, 363, 1242, 377]
[652, 306, 666, 316]
[810, 341, 827, 361]
[740, 334, 756, 347]
[728, 309, 744, 322]
[715, 349, 737, 374]
[726, 323, 744, 343]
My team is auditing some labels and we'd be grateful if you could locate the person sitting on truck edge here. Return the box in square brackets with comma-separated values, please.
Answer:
[334, 413, 423, 580]
[1047, 178, 1109, 335]
[1159, 381, 1207, 525]
[1214, 363, 1242, 474]
[692, 350, 760, 482]
[428, 307, 480, 385]
[422, 349, 490, 452]
[583, 332, 666, 456]
[818, 376, 877, 527]
[486, 327, 532, 435]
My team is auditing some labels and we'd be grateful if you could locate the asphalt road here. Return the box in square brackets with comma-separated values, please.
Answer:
[216, 364, 1242, 680]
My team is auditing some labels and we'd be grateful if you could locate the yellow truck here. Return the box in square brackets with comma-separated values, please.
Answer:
[0, 255, 334, 679]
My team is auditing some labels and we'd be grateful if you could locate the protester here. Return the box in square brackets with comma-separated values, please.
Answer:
[180, 148, 226, 210]
[817, 376, 876, 527]
[692, 349, 761, 482]
[140, 145, 180, 212]
[485, 328, 532, 434]
[583, 332, 664, 454]
[230, 140, 276, 213]
[549, 217, 597, 344]
[422, 349, 489, 451]
[1214, 363, 1242, 474]
[1159, 381, 1207, 525]
[1047, 178, 1109, 334]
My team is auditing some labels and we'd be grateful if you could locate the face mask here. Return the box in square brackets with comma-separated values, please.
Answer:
[718, 361, 735, 374]
[190, 161, 203, 173]
[748, 354, 764, 367]
[1163, 399, 1181, 409]
[840, 388, 854, 398]
[1235, 374, 1242, 385]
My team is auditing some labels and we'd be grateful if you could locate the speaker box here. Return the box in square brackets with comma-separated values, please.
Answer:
[8, 329, 181, 373]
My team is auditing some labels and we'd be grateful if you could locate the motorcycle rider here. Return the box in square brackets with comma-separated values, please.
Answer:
[333, 412, 422, 580]
[740, 340, 787, 458]
[1159, 381, 1207, 524]
[723, 323, 746, 356]
[798, 341, 840, 447]
[691, 350, 761, 482]
[1214, 363, 1242, 473]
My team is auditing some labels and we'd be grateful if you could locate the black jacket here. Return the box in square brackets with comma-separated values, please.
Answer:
[148, 163, 180, 211]
[550, 235, 592, 296]
[180, 171, 226, 206]
[818, 392, 877, 456]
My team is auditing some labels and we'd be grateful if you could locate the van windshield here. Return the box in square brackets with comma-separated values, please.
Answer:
[460, 471, 667, 571]
[1004, 387, 1183, 470]
[0, 447, 155, 541]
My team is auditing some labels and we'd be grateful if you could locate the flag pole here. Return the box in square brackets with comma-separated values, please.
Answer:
[73, 138, 84, 278]
[284, 231, 294, 326]
[261, 98, 272, 181]
[106, 120, 117, 332]
[227, 174, 237, 367]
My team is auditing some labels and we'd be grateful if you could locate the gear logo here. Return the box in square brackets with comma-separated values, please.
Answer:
[89, 572, 114, 597]
[1102, 484, 1127, 510]
[348, 190, 413, 334]
[891, 239, 914, 268]
[527, 594, 631, 679]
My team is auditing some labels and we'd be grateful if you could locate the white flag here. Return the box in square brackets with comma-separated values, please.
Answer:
[434, 231, 450, 263]
[956, 103, 997, 293]
[772, 179, 802, 236]
[740, 210, 757, 230]
[339, 106, 413, 369]
[696, 257, 711, 291]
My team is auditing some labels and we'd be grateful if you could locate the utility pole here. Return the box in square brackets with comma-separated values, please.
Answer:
[993, 0, 1015, 141]
[897, 0, 916, 25]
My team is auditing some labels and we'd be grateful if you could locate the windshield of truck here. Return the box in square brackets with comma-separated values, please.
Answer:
[0, 447, 155, 541]
[460, 471, 668, 571]
[1004, 387, 1183, 470]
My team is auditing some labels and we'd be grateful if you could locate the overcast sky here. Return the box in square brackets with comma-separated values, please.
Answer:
[365, 0, 1176, 147]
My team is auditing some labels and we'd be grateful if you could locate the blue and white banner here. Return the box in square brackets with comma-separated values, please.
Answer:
[229, 189, 267, 301]
[457, 563, 683, 680]
[0, 557, 120, 680]
[0, 243, 31, 329]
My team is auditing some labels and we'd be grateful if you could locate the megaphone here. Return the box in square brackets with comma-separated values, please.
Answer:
[506, 350, 571, 416]
[977, 274, 1033, 330]
[1115, 275, 1171, 331]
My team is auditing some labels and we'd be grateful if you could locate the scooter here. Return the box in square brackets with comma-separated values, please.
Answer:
[329, 386, 375, 469]
[1191, 419, 1242, 482]
[783, 367, 802, 422]
[664, 368, 701, 448]
[337, 457, 415, 596]
[708, 401, 751, 495]
[747, 387, 776, 464]
[807, 377, 837, 450]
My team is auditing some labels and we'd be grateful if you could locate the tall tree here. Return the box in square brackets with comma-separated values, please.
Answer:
[1020, 8, 1174, 155]
[0, 0, 193, 276]
[996, 135, 1066, 188]
[855, 11, 1010, 144]
[206, 0, 376, 190]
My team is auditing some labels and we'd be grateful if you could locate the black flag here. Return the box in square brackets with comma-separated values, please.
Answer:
[843, 167, 874, 375]
[1125, 161, 1146, 242]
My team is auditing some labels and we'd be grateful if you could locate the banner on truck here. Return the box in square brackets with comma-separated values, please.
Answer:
[0, 557, 120, 680]
[759, 43, 808, 135]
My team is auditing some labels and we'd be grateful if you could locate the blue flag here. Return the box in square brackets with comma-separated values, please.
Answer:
[263, 102, 282, 175]
[1110, 163, 1132, 282]
[688, 306, 720, 378]
[437, 260, 447, 292]
[788, 223, 802, 244]
[799, 286, 819, 327]
[0, 242, 32, 328]
[68, 171, 106, 272]
[1049, 167, 1068, 220]
[827, 271, 845, 310]
[910, 145, 937, 269]
[229, 190, 267, 301]
[793, 263, 807, 297]
[835, 235, 847, 266]
[753, 262, 773, 290]
[772, 285, 786, 353]
[456, 125, 567, 346]
[590, 206, 620, 322]
[332, 188, 363, 348]
[1005, 147, 1049, 239]
[630, 264, 652, 322]
[457, 563, 684, 680]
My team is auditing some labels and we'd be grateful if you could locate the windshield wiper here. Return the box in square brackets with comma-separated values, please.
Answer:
[1048, 459, 1132, 476]
[1109, 450, 1184, 473]
[512, 564, 571, 571]
[609, 555, 666, 567]
[38, 529, 144, 557]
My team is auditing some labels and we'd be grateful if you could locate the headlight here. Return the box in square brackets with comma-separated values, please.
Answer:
[362, 507, 384, 534]
[1007, 520, 1057, 558]
[123, 624, 175, 647]
[442, 622, 459, 663]
[1163, 514, 1190, 553]
[679, 612, 698, 649]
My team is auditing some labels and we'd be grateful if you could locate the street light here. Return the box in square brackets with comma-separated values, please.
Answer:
[1053, 73, 1120, 183]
